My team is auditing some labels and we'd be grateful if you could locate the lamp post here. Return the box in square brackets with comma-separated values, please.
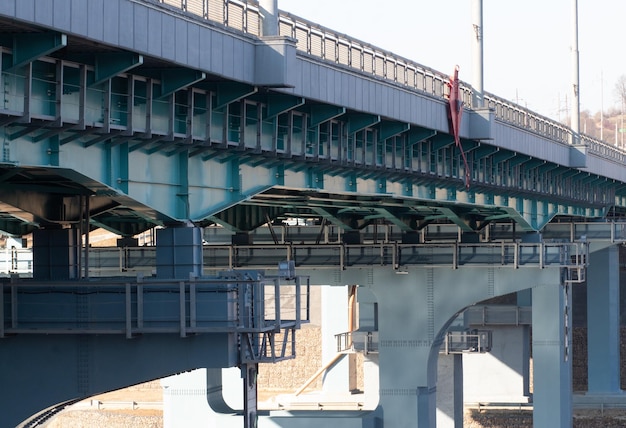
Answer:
[571, 0, 580, 145]
[471, 0, 484, 108]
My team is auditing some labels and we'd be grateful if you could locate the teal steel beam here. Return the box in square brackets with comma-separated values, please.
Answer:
[177, 151, 189, 219]
[522, 159, 546, 170]
[436, 207, 475, 232]
[59, 128, 99, 146]
[430, 134, 455, 151]
[472, 145, 499, 160]
[309, 105, 345, 128]
[8, 125, 45, 141]
[32, 123, 78, 143]
[407, 127, 437, 145]
[84, 131, 122, 148]
[48, 135, 60, 167]
[310, 206, 355, 230]
[206, 215, 243, 232]
[215, 82, 257, 108]
[4, 32, 67, 71]
[500, 207, 535, 231]
[129, 135, 168, 152]
[117, 142, 129, 194]
[536, 162, 560, 174]
[507, 155, 531, 168]
[157, 69, 206, 100]
[374, 207, 414, 231]
[346, 113, 380, 135]
[377, 121, 409, 141]
[557, 168, 582, 180]
[92, 53, 143, 87]
[264, 94, 304, 119]
[491, 150, 516, 164]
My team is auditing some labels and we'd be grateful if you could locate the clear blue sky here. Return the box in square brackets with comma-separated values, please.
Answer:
[278, 0, 624, 121]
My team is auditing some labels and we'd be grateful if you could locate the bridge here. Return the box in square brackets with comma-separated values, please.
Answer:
[0, 0, 624, 427]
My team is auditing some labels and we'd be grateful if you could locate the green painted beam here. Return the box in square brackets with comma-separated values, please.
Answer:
[522, 159, 546, 170]
[430, 134, 455, 151]
[557, 168, 582, 180]
[346, 113, 380, 135]
[5, 32, 67, 71]
[156, 69, 206, 99]
[374, 207, 414, 231]
[407, 127, 437, 145]
[177, 151, 189, 219]
[309, 105, 345, 128]
[472, 145, 499, 160]
[264, 94, 305, 119]
[92, 53, 143, 87]
[536, 162, 560, 174]
[491, 150, 516, 164]
[215, 82, 257, 108]
[378, 121, 409, 141]
[507, 155, 531, 168]
[310, 206, 355, 231]
[436, 207, 475, 232]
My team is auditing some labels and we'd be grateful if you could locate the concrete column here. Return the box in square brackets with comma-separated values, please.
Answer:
[587, 244, 622, 393]
[437, 354, 463, 428]
[532, 280, 572, 428]
[516, 290, 532, 397]
[464, 326, 530, 403]
[321, 285, 350, 393]
[259, 0, 279, 37]
[156, 226, 203, 279]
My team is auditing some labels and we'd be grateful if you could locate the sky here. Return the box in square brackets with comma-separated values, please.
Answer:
[278, 0, 625, 122]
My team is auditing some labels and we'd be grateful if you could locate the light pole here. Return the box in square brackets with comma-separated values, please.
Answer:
[471, 0, 484, 108]
[571, 0, 580, 145]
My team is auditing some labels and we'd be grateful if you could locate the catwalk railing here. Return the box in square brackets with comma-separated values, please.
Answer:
[0, 273, 310, 363]
[92, 241, 588, 274]
[147, 0, 626, 161]
[0, 242, 588, 278]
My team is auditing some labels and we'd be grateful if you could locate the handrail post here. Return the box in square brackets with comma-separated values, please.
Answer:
[179, 281, 187, 338]
[453, 243, 458, 269]
[125, 283, 132, 339]
[295, 276, 301, 329]
[137, 274, 144, 331]
[190, 274, 197, 330]
[10, 276, 17, 329]
[0, 282, 4, 338]
[274, 278, 281, 330]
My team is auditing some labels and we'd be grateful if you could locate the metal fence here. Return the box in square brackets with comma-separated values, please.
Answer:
[146, 0, 626, 162]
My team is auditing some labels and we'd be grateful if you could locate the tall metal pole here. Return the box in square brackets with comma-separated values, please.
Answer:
[471, 0, 484, 108]
[571, 0, 580, 145]
[259, 0, 279, 37]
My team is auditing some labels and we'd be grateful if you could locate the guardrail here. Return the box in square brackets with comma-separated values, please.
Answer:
[147, 0, 626, 160]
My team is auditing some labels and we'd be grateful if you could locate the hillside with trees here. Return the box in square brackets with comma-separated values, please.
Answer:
[574, 75, 626, 147]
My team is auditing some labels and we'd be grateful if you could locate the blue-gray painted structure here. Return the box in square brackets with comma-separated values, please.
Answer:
[0, 1, 624, 427]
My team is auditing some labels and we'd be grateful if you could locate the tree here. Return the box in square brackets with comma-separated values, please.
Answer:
[615, 75, 626, 107]
[615, 75, 626, 146]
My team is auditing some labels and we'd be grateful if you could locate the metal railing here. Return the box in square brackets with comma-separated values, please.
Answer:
[146, 0, 626, 160]
[442, 329, 492, 354]
[0, 241, 588, 277]
[0, 273, 310, 363]
[335, 330, 378, 354]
